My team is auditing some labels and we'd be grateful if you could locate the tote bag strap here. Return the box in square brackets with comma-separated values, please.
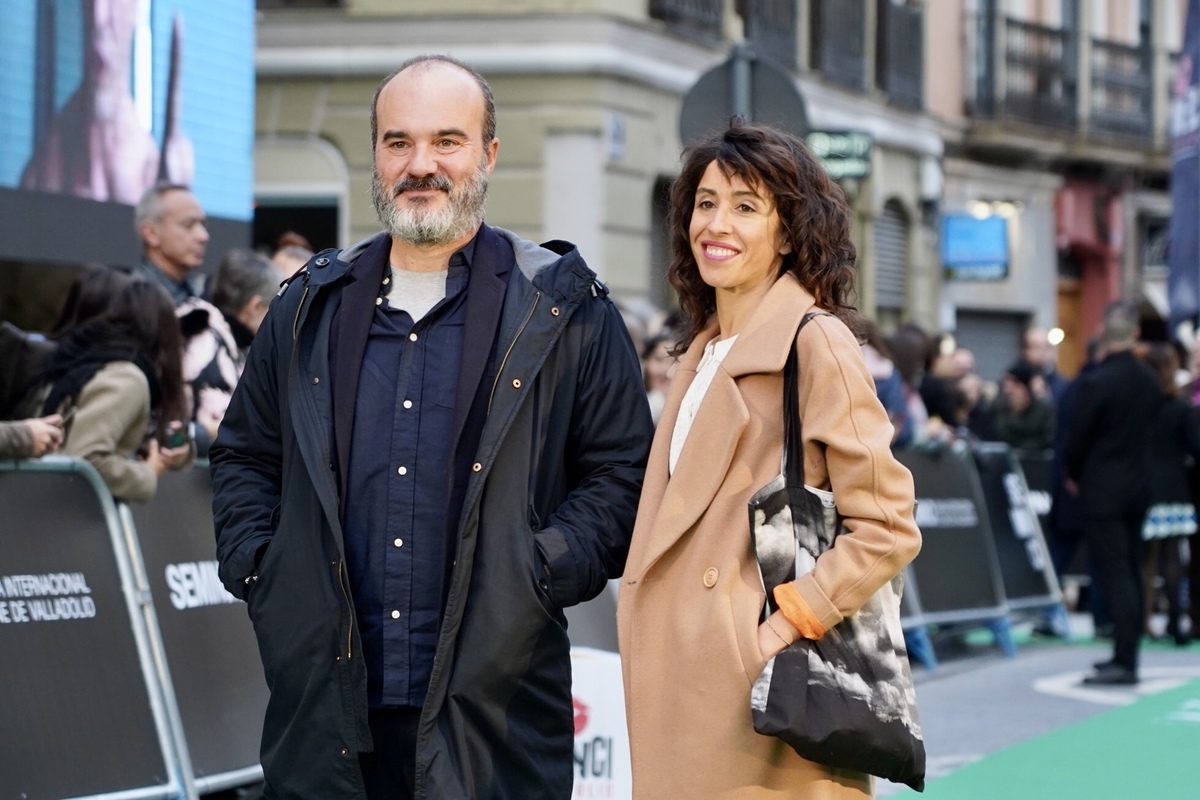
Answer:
[782, 310, 834, 489]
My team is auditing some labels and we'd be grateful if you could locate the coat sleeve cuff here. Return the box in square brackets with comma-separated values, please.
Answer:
[534, 527, 580, 608]
[774, 578, 839, 640]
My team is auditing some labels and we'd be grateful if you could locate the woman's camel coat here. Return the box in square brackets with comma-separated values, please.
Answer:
[617, 275, 921, 799]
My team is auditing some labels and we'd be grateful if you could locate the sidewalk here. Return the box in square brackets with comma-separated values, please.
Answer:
[878, 616, 1200, 798]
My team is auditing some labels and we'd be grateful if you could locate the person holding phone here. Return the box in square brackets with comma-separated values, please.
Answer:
[29, 280, 192, 500]
[0, 414, 65, 459]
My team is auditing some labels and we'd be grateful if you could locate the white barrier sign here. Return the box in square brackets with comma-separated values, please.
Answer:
[570, 647, 631, 799]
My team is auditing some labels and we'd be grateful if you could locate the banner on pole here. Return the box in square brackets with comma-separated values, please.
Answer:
[1169, 0, 1200, 328]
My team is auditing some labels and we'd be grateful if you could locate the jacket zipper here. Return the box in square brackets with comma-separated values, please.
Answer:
[336, 559, 353, 660]
[488, 291, 541, 413]
[292, 284, 310, 340]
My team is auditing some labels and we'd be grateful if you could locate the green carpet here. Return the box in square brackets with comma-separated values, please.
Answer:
[920, 678, 1200, 798]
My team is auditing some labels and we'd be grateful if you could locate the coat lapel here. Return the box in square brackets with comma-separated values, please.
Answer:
[332, 234, 391, 497]
[631, 275, 819, 576]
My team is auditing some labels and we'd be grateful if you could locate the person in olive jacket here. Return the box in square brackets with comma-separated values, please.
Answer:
[210, 55, 652, 800]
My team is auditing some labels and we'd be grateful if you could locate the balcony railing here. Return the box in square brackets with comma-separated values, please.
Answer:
[649, 0, 723, 40]
[876, 0, 924, 110]
[739, 0, 797, 70]
[1090, 39, 1152, 139]
[999, 18, 1077, 128]
[810, 0, 866, 91]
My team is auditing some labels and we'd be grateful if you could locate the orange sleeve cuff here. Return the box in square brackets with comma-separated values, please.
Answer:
[773, 582, 829, 640]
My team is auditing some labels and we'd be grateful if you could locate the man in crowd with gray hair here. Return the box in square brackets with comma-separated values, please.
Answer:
[211, 54, 651, 798]
[1065, 302, 1161, 685]
[133, 183, 210, 305]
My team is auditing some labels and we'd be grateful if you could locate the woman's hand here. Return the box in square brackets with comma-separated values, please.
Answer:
[25, 415, 64, 457]
[757, 610, 801, 662]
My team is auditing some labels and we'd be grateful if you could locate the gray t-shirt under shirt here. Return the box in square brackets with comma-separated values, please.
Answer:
[386, 266, 448, 322]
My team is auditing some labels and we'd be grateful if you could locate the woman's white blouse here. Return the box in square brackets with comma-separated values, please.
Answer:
[669, 335, 738, 475]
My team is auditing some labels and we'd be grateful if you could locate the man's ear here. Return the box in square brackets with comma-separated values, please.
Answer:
[140, 221, 161, 250]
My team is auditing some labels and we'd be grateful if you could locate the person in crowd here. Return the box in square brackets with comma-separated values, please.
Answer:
[641, 331, 676, 425]
[617, 122, 920, 797]
[957, 369, 998, 442]
[272, 230, 314, 280]
[29, 280, 192, 502]
[861, 319, 912, 448]
[886, 324, 951, 448]
[918, 331, 964, 426]
[992, 359, 1054, 452]
[49, 263, 134, 339]
[133, 183, 210, 304]
[177, 248, 280, 456]
[1139, 343, 1197, 646]
[1022, 324, 1069, 408]
[0, 415, 64, 459]
[210, 55, 652, 800]
[1065, 303, 1161, 684]
[1034, 336, 1108, 639]
[2, 265, 133, 421]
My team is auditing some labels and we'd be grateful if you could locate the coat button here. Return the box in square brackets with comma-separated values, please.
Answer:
[703, 567, 719, 588]
[512, 378, 522, 389]
[472, 462, 482, 472]
[551, 307, 560, 316]
[315, 257, 330, 268]
[340, 747, 348, 756]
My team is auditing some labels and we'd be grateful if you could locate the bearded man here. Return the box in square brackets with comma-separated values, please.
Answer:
[209, 55, 652, 799]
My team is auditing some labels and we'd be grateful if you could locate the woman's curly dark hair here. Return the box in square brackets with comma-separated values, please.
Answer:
[666, 122, 859, 352]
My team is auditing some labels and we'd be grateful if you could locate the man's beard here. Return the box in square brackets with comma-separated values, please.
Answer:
[372, 162, 489, 247]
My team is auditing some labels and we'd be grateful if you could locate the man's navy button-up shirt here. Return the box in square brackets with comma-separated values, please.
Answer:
[342, 242, 471, 708]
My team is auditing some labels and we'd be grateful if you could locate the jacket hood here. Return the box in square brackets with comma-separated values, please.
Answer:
[317, 227, 595, 299]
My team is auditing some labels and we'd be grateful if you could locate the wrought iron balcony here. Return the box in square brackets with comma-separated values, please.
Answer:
[649, 0, 724, 40]
[809, 0, 866, 92]
[1089, 38, 1152, 139]
[739, 0, 798, 70]
[994, 17, 1077, 128]
[876, 0, 924, 110]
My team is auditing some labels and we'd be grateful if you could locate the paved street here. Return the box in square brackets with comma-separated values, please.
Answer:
[878, 616, 1200, 798]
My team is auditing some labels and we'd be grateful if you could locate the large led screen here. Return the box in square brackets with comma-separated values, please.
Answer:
[0, 0, 253, 228]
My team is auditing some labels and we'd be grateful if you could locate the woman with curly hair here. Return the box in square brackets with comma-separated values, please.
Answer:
[617, 122, 921, 798]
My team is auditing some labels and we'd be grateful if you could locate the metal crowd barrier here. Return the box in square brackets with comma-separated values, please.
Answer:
[1, 456, 265, 800]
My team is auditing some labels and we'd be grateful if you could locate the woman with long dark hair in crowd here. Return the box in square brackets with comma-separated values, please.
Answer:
[1141, 342, 1197, 646]
[617, 122, 921, 797]
[32, 279, 192, 501]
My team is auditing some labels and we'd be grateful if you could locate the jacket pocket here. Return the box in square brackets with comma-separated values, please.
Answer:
[730, 591, 769, 687]
[528, 522, 559, 618]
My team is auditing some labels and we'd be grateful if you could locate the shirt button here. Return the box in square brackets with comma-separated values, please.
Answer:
[703, 567, 719, 588]
[375, 297, 383, 306]
[403, 400, 413, 409]
[394, 538, 403, 547]
[472, 462, 482, 472]
[409, 333, 418, 342]
[383, 277, 390, 285]
[397, 466, 408, 476]
[391, 610, 400, 619]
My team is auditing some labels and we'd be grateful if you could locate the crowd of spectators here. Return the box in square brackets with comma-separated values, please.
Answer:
[0, 183, 310, 503]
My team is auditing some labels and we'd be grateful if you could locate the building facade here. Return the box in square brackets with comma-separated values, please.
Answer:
[253, 0, 941, 326]
[927, 0, 1184, 379]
